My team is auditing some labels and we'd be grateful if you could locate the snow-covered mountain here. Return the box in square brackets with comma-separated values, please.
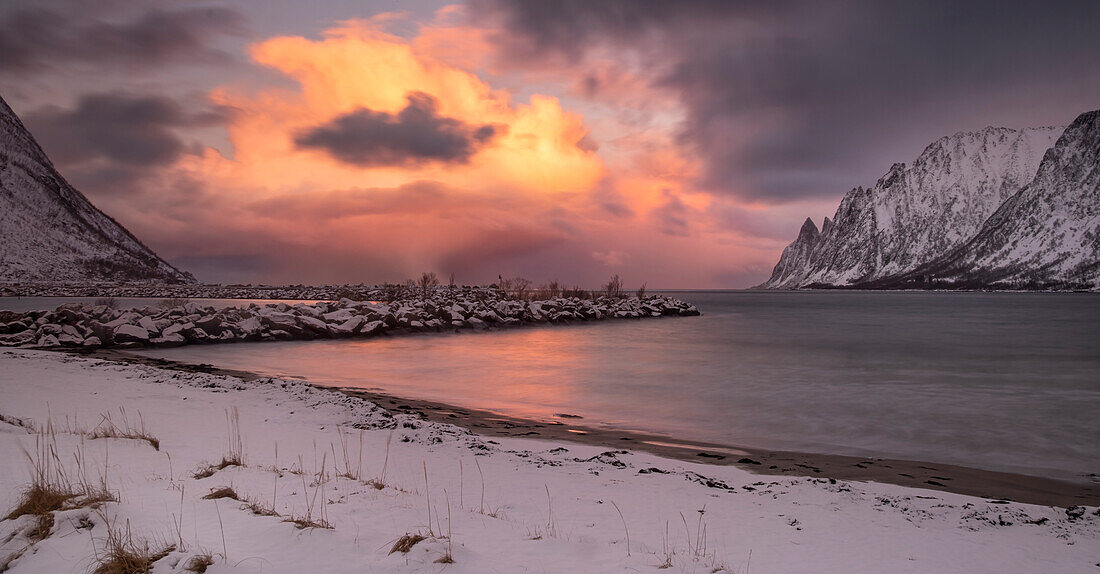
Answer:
[759, 121, 1078, 289]
[0, 94, 194, 284]
[875, 110, 1100, 289]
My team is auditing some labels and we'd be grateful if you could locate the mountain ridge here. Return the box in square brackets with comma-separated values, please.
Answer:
[0, 94, 194, 284]
[758, 115, 1098, 290]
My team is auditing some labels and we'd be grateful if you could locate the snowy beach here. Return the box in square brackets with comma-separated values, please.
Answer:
[2, 349, 1097, 573]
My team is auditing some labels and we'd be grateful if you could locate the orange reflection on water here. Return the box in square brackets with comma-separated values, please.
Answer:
[338, 326, 596, 421]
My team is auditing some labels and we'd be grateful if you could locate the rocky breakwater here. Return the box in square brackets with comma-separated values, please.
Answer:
[0, 289, 700, 350]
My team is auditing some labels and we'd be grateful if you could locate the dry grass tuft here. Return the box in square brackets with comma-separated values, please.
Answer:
[89, 409, 160, 451]
[6, 483, 76, 522]
[388, 533, 426, 554]
[7, 430, 117, 527]
[91, 514, 174, 574]
[182, 554, 214, 573]
[201, 486, 239, 501]
[192, 408, 246, 479]
[282, 515, 333, 530]
[243, 497, 280, 517]
[192, 456, 243, 479]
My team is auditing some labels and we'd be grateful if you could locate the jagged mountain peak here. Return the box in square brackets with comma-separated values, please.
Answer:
[798, 217, 820, 241]
[871, 109, 1099, 289]
[0, 94, 195, 284]
[759, 120, 1067, 289]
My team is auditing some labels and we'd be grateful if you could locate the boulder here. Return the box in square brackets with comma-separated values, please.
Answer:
[194, 315, 223, 333]
[113, 324, 150, 344]
[332, 316, 365, 336]
[298, 316, 331, 335]
[151, 333, 186, 347]
[322, 308, 356, 323]
[138, 316, 159, 334]
[360, 320, 385, 335]
[57, 333, 84, 346]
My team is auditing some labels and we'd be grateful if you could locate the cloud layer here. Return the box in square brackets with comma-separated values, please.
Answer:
[25, 93, 228, 167]
[0, 4, 245, 74]
[471, 0, 1100, 202]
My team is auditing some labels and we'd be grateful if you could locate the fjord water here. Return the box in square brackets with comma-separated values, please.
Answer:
[135, 292, 1100, 482]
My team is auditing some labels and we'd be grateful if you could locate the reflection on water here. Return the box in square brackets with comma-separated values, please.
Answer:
[134, 292, 1100, 481]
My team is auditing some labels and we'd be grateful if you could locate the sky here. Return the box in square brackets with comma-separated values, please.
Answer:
[1, 1, 1097, 288]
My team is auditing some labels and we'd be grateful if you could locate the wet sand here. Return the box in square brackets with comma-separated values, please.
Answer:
[80, 348, 1100, 508]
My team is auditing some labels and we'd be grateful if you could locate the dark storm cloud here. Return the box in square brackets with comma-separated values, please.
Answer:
[651, 190, 690, 237]
[295, 92, 501, 166]
[0, 4, 246, 74]
[24, 92, 231, 168]
[471, 0, 1100, 203]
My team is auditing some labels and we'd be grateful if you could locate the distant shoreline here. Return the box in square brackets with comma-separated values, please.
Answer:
[81, 347, 1100, 508]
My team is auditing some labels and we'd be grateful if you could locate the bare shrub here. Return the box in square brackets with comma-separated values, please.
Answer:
[416, 272, 440, 298]
[94, 297, 118, 309]
[158, 298, 190, 309]
[636, 282, 647, 299]
[500, 277, 533, 300]
[603, 274, 624, 299]
[538, 280, 562, 299]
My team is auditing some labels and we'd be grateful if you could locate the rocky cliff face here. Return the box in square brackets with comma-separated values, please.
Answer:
[0, 95, 194, 284]
[877, 110, 1100, 289]
[759, 123, 1067, 289]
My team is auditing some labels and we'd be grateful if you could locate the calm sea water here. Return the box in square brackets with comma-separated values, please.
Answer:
[61, 292, 1100, 481]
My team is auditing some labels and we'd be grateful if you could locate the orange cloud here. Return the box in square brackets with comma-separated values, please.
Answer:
[196, 18, 603, 196]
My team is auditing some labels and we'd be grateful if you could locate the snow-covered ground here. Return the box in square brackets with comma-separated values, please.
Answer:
[1, 349, 1096, 573]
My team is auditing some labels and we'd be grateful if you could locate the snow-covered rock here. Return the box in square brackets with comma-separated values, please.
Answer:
[1, 289, 700, 350]
[112, 324, 149, 344]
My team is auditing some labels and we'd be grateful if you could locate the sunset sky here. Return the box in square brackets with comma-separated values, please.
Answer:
[1, 0, 1097, 288]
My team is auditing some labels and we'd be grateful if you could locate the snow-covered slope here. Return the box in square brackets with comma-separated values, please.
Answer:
[879, 110, 1100, 289]
[0, 94, 194, 284]
[759, 125, 1063, 288]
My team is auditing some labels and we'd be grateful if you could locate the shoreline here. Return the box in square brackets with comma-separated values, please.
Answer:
[83, 348, 1100, 508]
